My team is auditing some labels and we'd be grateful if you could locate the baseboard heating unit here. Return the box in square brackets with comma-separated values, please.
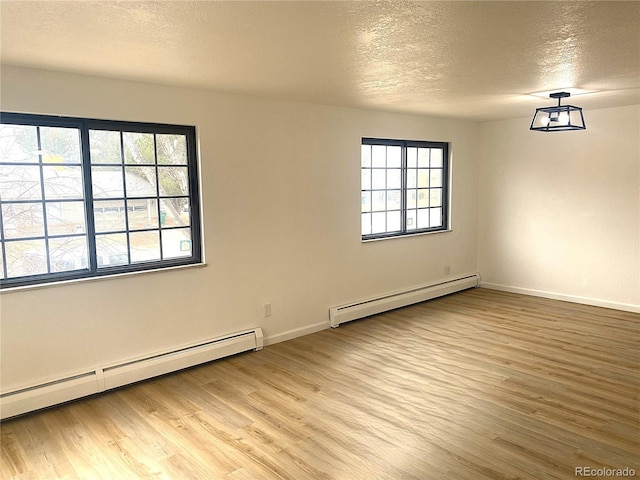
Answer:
[0, 327, 263, 420]
[329, 274, 479, 328]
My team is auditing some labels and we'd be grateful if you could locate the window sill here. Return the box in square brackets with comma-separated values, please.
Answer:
[362, 229, 452, 243]
[0, 262, 207, 294]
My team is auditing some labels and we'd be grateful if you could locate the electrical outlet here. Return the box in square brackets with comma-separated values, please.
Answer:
[444, 265, 451, 275]
[264, 303, 272, 317]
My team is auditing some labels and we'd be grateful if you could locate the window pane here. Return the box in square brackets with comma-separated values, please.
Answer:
[387, 146, 401, 168]
[406, 189, 417, 209]
[2, 202, 44, 239]
[128, 199, 159, 230]
[417, 209, 430, 229]
[160, 198, 189, 227]
[157, 134, 187, 165]
[430, 188, 442, 207]
[125, 166, 156, 197]
[49, 236, 88, 273]
[417, 148, 429, 167]
[130, 230, 160, 262]
[372, 145, 386, 168]
[386, 211, 401, 232]
[89, 130, 122, 164]
[40, 127, 81, 164]
[417, 189, 429, 208]
[46, 201, 86, 235]
[361, 213, 371, 236]
[158, 167, 188, 197]
[361, 192, 371, 213]
[92, 166, 124, 198]
[96, 233, 128, 267]
[406, 209, 417, 230]
[371, 191, 386, 212]
[361, 145, 371, 168]
[371, 170, 386, 190]
[0, 165, 42, 200]
[0, 124, 38, 163]
[430, 149, 443, 168]
[387, 169, 401, 189]
[94, 200, 126, 233]
[407, 147, 417, 168]
[371, 211, 386, 234]
[162, 228, 192, 259]
[387, 190, 401, 210]
[417, 169, 429, 188]
[407, 168, 417, 188]
[361, 169, 371, 190]
[5, 239, 47, 277]
[430, 207, 442, 228]
[430, 169, 442, 188]
[43, 165, 84, 200]
[123, 132, 155, 164]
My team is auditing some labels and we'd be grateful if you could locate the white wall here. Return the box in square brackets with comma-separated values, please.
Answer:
[478, 104, 640, 311]
[0, 65, 480, 390]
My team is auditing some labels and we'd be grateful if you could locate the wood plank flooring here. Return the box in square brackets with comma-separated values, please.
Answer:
[1, 288, 639, 479]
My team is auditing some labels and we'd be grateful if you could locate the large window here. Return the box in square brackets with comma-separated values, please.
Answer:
[361, 138, 449, 240]
[0, 113, 201, 288]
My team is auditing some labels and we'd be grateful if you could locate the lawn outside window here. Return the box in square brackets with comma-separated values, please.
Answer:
[361, 138, 449, 240]
[0, 112, 202, 289]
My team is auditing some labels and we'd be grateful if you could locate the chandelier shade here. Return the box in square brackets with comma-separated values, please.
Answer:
[530, 92, 586, 132]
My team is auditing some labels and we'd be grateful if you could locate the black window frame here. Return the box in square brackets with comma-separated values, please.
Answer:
[0, 112, 202, 289]
[361, 137, 450, 241]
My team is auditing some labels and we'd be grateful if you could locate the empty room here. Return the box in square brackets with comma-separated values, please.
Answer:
[0, 1, 638, 479]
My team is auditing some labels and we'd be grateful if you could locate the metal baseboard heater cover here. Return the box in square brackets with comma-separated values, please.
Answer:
[0, 327, 263, 420]
[329, 274, 479, 328]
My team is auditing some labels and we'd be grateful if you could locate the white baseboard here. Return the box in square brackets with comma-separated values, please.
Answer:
[480, 282, 640, 313]
[263, 321, 329, 346]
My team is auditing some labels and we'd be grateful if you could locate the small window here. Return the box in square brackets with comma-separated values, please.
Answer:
[361, 138, 449, 240]
[0, 113, 202, 288]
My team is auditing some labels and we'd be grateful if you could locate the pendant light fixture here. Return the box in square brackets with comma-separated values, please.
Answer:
[530, 92, 586, 132]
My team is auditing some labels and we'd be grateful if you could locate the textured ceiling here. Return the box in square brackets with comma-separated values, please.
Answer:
[1, 1, 639, 121]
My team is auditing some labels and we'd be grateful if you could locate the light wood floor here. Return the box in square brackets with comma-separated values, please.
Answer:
[1, 288, 639, 479]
